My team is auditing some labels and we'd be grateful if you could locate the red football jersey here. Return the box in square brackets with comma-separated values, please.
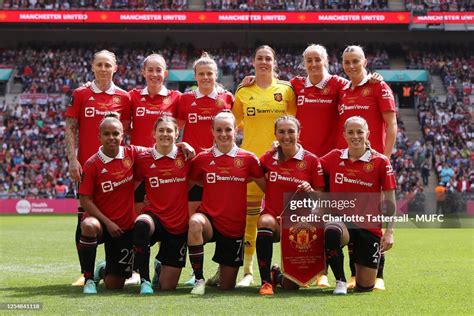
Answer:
[134, 145, 190, 234]
[65, 82, 131, 166]
[189, 146, 263, 238]
[79, 145, 144, 231]
[336, 76, 396, 153]
[178, 88, 233, 154]
[129, 86, 180, 147]
[260, 146, 325, 219]
[291, 75, 348, 157]
[320, 148, 397, 237]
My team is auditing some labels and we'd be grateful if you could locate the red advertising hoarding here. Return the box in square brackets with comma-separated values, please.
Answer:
[0, 10, 411, 24]
[413, 12, 474, 24]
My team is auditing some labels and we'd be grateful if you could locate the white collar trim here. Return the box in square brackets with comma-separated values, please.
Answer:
[343, 74, 370, 90]
[98, 146, 125, 164]
[340, 148, 372, 162]
[141, 86, 169, 96]
[91, 81, 116, 95]
[272, 145, 305, 161]
[212, 144, 239, 157]
[151, 144, 178, 160]
[305, 72, 331, 89]
[195, 88, 218, 100]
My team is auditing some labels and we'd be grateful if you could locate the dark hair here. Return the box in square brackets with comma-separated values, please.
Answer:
[254, 45, 278, 78]
[153, 115, 178, 132]
[274, 115, 301, 133]
[99, 112, 122, 131]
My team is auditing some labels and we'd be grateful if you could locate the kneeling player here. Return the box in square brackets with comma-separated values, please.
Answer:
[320, 116, 396, 294]
[78, 113, 143, 294]
[187, 111, 266, 295]
[257, 116, 324, 295]
[133, 117, 191, 294]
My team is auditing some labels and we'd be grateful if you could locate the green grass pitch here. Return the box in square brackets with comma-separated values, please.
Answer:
[0, 215, 473, 315]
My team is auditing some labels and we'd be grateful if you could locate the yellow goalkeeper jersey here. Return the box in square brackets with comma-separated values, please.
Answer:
[233, 78, 297, 158]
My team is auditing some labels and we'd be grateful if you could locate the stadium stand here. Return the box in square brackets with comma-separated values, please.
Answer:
[0, 43, 472, 198]
[2, 0, 188, 10]
[405, 0, 473, 12]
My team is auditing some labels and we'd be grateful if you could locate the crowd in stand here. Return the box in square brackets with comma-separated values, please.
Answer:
[0, 45, 471, 199]
[205, 0, 388, 11]
[2, 0, 188, 10]
[405, 0, 473, 12]
[3, 0, 474, 11]
[0, 98, 72, 199]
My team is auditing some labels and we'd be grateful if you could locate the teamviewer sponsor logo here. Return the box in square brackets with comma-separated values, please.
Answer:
[269, 171, 278, 182]
[85, 107, 95, 117]
[246, 107, 256, 116]
[101, 181, 113, 192]
[149, 177, 159, 188]
[335, 173, 344, 184]
[206, 173, 216, 183]
[136, 107, 145, 116]
[188, 113, 198, 123]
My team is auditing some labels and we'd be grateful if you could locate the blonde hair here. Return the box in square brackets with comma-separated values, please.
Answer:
[93, 50, 117, 65]
[142, 53, 167, 70]
[213, 110, 236, 128]
[344, 116, 371, 149]
[342, 45, 365, 59]
[193, 52, 218, 73]
[303, 44, 329, 70]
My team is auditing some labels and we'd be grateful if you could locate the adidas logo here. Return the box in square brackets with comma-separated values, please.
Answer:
[191, 102, 197, 106]
[339, 161, 345, 167]
[88, 96, 95, 101]
[150, 163, 156, 169]
[140, 97, 146, 101]
[209, 160, 216, 166]
[101, 168, 108, 174]
[249, 96, 254, 100]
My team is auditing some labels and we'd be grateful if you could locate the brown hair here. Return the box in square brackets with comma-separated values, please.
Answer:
[274, 115, 301, 133]
[99, 111, 122, 132]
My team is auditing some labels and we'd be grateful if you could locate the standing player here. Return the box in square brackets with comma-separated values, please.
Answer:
[66, 50, 131, 286]
[78, 113, 143, 294]
[320, 116, 396, 295]
[187, 111, 265, 295]
[232, 45, 296, 287]
[291, 44, 349, 158]
[178, 52, 234, 214]
[133, 116, 191, 294]
[337, 45, 397, 290]
[257, 116, 325, 295]
[130, 53, 180, 147]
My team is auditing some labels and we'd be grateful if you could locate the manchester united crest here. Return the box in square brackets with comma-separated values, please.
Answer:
[175, 158, 184, 169]
[361, 88, 371, 97]
[234, 158, 244, 168]
[363, 162, 374, 172]
[113, 96, 121, 104]
[216, 98, 225, 107]
[274, 93, 283, 102]
[288, 223, 318, 251]
[163, 96, 171, 106]
[123, 157, 132, 169]
[296, 160, 307, 170]
[321, 87, 330, 95]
